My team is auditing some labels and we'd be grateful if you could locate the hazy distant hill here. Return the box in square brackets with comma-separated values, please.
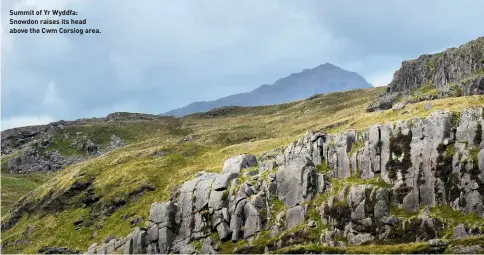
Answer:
[164, 63, 372, 116]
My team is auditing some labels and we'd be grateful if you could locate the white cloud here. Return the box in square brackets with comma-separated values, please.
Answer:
[42, 80, 67, 108]
[1, 115, 55, 130]
[367, 72, 395, 87]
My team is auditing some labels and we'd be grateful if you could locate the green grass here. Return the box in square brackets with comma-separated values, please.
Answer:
[273, 241, 445, 254]
[349, 140, 365, 156]
[332, 176, 394, 189]
[390, 205, 420, 219]
[409, 83, 440, 102]
[1, 173, 55, 215]
[1, 89, 484, 254]
[275, 243, 345, 254]
[316, 160, 331, 174]
[430, 206, 484, 238]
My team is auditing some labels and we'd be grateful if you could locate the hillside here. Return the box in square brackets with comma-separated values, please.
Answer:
[164, 63, 372, 116]
[2, 86, 484, 253]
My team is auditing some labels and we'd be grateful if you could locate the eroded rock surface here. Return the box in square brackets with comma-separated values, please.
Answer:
[368, 37, 484, 112]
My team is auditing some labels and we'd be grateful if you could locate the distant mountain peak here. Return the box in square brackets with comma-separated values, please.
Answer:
[163, 63, 372, 116]
[319, 62, 337, 68]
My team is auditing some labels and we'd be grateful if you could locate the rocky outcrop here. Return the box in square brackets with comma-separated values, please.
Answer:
[30, 107, 480, 254]
[5, 134, 126, 174]
[1, 112, 171, 156]
[368, 37, 484, 112]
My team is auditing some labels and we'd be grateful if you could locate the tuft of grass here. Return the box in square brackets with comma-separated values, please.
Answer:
[349, 140, 365, 156]
[316, 160, 331, 174]
[430, 205, 484, 238]
[346, 242, 436, 254]
[275, 243, 345, 254]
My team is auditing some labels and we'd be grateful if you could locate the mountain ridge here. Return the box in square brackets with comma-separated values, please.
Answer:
[164, 63, 372, 116]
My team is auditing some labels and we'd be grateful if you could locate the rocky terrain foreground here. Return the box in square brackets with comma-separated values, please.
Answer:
[83, 107, 484, 254]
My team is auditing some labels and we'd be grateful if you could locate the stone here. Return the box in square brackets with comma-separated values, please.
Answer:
[147, 225, 159, 242]
[222, 154, 257, 174]
[123, 239, 133, 254]
[453, 224, 468, 239]
[351, 200, 366, 220]
[348, 185, 368, 207]
[216, 221, 231, 241]
[347, 233, 374, 245]
[87, 243, 97, 254]
[194, 175, 217, 212]
[428, 239, 448, 247]
[380, 216, 398, 225]
[243, 202, 263, 238]
[450, 245, 484, 254]
[285, 205, 306, 229]
[392, 102, 406, 111]
[149, 202, 176, 225]
[307, 219, 317, 228]
[158, 227, 174, 253]
[374, 200, 389, 218]
[202, 237, 217, 254]
[212, 172, 239, 191]
[276, 157, 317, 207]
[230, 215, 243, 241]
[146, 243, 157, 254]
[270, 225, 279, 237]
[132, 228, 147, 254]
[424, 103, 432, 110]
[208, 190, 226, 211]
[317, 173, 326, 193]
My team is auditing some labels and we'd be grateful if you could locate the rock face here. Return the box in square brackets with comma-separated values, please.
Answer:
[80, 107, 483, 254]
[4, 134, 127, 174]
[368, 37, 484, 112]
[3, 129, 127, 174]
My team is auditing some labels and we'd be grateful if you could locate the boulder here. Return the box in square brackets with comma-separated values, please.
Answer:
[276, 157, 317, 207]
[149, 202, 176, 226]
[285, 205, 307, 229]
[223, 154, 257, 174]
[453, 224, 468, 239]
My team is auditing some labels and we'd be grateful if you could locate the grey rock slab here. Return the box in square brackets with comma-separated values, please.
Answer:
[276, 157, 317, 207]
[149, 201, 176, 225]
[194, 176, 216, 212]
[216, 221, 231, 241]
[213, 172, 238, 191]
[147, 225, 159, 242]
[347, 233, 374, 245]
[285, 205, 307, 229]
[208, 189, 227, 211]
[351, 199, 366, 220]
[453, 224, 469, 239]
[202, 237, 217, 254]
[158, 227, 174, 254]
[223, 154, 257, 174]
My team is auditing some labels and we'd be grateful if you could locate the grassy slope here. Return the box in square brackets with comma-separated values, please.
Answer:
[1, 87, 484, 253]
[1, 173, 55, 215]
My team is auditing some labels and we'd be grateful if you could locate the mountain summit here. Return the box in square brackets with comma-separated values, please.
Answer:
[164, 63, 372, 116]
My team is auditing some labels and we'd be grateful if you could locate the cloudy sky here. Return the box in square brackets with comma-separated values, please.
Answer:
[2, 0, 484, 130]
